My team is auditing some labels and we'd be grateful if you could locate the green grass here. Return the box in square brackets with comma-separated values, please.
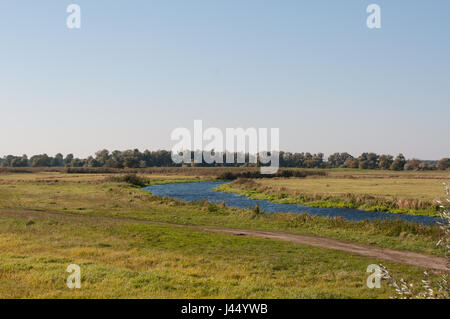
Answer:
[0, 171, 447, 298]
[0, 173, 444, 256]
[0, 214, 438, 298]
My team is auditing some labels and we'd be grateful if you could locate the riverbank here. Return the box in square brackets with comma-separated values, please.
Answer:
[215, 177, 445, 217]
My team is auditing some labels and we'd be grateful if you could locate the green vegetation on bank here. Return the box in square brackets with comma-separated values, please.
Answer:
[215, 177, 446, 217]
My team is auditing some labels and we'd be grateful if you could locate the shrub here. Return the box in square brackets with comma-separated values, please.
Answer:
[108, 174, 150, 187]
[216, 170, 326, 180]
[252, 204, 262, 215]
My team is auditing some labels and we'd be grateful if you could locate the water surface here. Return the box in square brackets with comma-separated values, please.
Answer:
[144, 181, 439, 225]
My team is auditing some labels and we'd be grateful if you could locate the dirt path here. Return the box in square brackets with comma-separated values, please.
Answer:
[200, 226, 448, 272]
[1, 209, 448, 272]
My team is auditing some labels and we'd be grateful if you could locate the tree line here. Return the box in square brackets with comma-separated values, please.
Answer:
[0, 149, 448, 171]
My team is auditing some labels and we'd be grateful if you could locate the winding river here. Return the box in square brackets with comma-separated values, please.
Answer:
[144, 181, 439, 225]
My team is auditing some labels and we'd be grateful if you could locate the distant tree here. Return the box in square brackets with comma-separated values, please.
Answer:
[358, 160, 369, 169]
[70, 158, 83, 167]
[328, 152, 353, 168]
[327, 153, 340, 168]
[64, 154, 74, 166]
[20, 154, 29, 167]
[3, 155, 14, 167]
[0, 149, 442, 170]
[51, 153, 64, 167]
[378, 155, 393, 170]
[95, 149, 110, 166]
[404, 159, 422, 171]
[102, 150, 123, 168]
[315, 153, 325, 168]
[343, 158, 359, 168]
[85, 156, 100, 167]
[438, 158, 450, 170]
[30, 154, 51, 167]
[358, 153, 378, 169]
[152, 150, 173, 167]
[282, 152, 305, 168]
[124, 157, 140, 168]
[390, 154, 406, 171]
[11, 157, 24, 167]
[367, 153, 379, 169]
[7, 155, 28, 167]
[141, 150, 151, 166]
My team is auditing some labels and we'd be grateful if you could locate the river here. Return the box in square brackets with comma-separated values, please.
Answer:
[144, 181, 439, 225]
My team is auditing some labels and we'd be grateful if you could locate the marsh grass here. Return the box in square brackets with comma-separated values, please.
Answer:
[380, 183, 449, 299]
[218, 178, 442, 216]
[217, 170, 327, 180]
[107, 174, 150, 187]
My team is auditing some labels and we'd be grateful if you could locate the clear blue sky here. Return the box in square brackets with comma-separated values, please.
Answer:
[1, 1, 449, 159]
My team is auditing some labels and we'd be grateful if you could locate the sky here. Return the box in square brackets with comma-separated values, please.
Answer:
[0, 0, 449, 160]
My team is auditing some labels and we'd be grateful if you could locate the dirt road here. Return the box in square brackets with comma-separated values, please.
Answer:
[200, 226, 448, 272]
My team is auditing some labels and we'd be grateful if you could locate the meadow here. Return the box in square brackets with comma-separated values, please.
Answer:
[0, 168, 448, 298]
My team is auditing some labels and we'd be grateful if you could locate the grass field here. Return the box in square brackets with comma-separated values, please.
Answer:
[0, 169, 448, 298]
[2, 212, 433, 299]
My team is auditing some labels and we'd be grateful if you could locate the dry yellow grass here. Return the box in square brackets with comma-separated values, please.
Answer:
[259, 177, 448, 201]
